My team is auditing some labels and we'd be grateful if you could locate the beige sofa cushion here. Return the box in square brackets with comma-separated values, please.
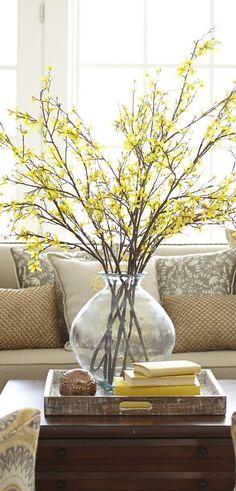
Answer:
[0, 348, 236, 393]
[0, 348, 78, 391]
[0, 243, 227, 289]
[0, 285, 64, 349]
[163, 294, 236, 352]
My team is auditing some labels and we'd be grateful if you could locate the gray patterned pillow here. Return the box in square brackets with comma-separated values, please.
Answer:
[10, 248, 93, 344]
[0, 407, 40, 490]
[155, 248, 236, 300]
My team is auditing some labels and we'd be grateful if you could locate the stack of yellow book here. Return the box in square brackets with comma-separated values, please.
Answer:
[113, 360, 201, 396]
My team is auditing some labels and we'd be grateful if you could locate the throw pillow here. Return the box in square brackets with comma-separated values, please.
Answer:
[155, 248, 236, 300]
[0, 284, 63, 349]
[225, 228, 236, 247]
[0, 407, 40, 491]
[10, 247, 68, 342]
[10, 248, 92, 344]
[47, 253, 160, 331]
[162, 293, 236, 352]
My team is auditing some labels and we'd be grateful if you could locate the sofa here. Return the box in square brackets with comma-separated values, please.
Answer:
[1, 241, 236, 392]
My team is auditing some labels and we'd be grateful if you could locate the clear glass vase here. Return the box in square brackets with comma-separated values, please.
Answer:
[69, 272, 175, 390]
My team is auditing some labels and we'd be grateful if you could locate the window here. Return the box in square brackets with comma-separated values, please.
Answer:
[1, 0, 236, 243]
[69, 0, 236, 243]
[0, 0, 69, 239]
[0, 0, 17, 239]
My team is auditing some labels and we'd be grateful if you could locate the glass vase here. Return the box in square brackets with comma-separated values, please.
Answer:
[69, 272, 175, 390]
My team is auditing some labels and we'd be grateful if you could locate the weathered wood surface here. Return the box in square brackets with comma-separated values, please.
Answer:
[44, 369, 226, 416]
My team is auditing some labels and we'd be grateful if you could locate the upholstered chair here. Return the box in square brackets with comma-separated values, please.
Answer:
[231, 411, 236, 491]
[0, 407, 40, 490]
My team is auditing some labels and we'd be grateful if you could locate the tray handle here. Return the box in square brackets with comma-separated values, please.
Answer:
[119, 401, 153, 412]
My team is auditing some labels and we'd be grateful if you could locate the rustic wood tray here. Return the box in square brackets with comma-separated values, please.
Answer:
[44, 368, 226, 416]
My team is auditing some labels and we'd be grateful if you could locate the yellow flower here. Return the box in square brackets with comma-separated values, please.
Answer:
[0, 32, 236, 275]
[28, 260, 42, 273]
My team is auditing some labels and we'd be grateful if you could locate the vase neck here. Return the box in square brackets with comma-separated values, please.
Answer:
[99, 272, 146, 288]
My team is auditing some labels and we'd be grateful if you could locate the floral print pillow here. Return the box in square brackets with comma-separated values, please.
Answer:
[155, 248, 236, 300]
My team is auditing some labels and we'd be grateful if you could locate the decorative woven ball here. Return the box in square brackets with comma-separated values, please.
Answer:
[59, 368, 97, 396]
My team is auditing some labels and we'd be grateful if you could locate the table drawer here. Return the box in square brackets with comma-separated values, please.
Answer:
[36, 438, 234, 473]
[36, 471, 235, 491]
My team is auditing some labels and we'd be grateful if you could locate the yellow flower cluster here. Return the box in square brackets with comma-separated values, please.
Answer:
[0, 32, 236, 274]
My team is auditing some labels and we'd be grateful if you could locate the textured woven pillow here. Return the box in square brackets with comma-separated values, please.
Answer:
[47, 253, 160, 331]
[162, 294, 236, 352]
[0, 284, 63, 349]
[155, 248, 236, 300]
[11, 248, 68, 343]
[0, 407, 40, 491]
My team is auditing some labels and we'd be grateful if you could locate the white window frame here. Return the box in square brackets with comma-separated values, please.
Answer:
[17, 0, 70, 114]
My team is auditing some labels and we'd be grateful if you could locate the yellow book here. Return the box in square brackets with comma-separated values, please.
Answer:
[123, 369, 197, 387]
[113, 377, 200, 396]
[132, 360, 201, 378]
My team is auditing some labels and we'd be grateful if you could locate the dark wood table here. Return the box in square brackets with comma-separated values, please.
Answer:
[0, 379, 236, 491]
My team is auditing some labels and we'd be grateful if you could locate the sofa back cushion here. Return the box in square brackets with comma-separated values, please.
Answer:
[0, 243, 227, 289]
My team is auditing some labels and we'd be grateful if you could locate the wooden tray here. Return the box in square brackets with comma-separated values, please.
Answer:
[44, 369, 226, 416]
